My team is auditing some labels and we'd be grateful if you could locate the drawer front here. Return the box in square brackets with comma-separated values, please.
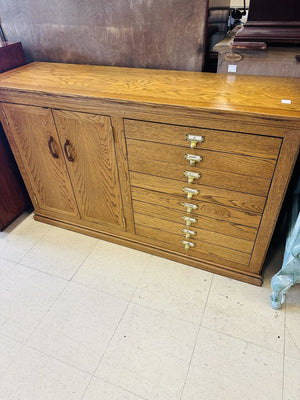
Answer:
[130, 159, 271, 197]
[125, 119, 281, 273]
[132, 187, 261, 228]
[130, 172, 266, 214]
[124, 119, 282, 160]
[135, 223, 251, 269]
[134, 212, 254, 254]
[133, 200, 258, 242]
[127, 139, 276, 180]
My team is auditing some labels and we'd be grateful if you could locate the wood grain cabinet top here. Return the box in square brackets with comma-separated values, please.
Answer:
[0, 62, 299, 119]
[0, 62, 299, 286]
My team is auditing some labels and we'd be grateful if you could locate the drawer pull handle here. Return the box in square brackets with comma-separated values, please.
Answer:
[182, 202, 198, 213]
[182, 240, 195, 251]
[64, 139, 75, 162]
[185, 134, 204, 148]
[185, 154, 202, 167]
[184, 170, 200, 183]
[183, 187, 199, 199]
[48, 136, 59, 159]
[182, 216, 197, 226]
[182, 228, 196, 239]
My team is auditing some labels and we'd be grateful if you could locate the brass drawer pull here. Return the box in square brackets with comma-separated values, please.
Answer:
[184, 170, 200, 183]
[182, 216, 197, 226]
[181, 240, 195, 251]
[48, 136, 59, 159]
[181, 228, 196, 239]
[185, 134, 204, 148]
[182, 202, 198, 213]
[184, 153, 203, 167]
[183, 187, 199, 199]
[64, 139, 75, 162]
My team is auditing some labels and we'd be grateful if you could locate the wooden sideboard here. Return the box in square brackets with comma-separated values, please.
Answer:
[0, 62, 299, 285]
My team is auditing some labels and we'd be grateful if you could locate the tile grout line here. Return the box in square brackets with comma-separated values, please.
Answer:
[72, 256, 209, 325]
[24, 342, 94, 376]
[82, 376, 148, 400]
[101, 377, 148, 400]
[15, 229, 100, 283]
[0, 255, 22, 264]
[23, 238, 100, 347]
[69, 238, 101, 282]
[179, 273, 215, 400]
[69, 279, 135, 303]
[13, 261, 70, 282]
[15, 221, 53, 266]
[201, 325, 286, 356]
[79, 255, 153, 400]
[23, 279, 70, 346]
[0, 331, 25, 346]
[79, 375, 95, 400]
[93, 254, 153, 370]
[0, 210, 33, 239]
[0, 330, 29, 384]
[22, 345, 147, 399]
[128, 298, 201, 326]
[16, 218, 99, 281]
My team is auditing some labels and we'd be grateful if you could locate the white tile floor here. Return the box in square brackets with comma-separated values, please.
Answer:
[0, 211, 299, 400]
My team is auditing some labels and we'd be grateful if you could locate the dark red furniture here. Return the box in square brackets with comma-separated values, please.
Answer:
[0, 123, 31, 230]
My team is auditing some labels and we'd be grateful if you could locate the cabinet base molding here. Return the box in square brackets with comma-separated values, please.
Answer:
[34, 213, 263, 286]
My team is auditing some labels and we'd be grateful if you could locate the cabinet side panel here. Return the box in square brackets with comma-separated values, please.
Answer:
[249, 130, 300, 273]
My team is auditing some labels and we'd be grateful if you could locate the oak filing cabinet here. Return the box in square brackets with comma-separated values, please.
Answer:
[0, 62, 299, 285]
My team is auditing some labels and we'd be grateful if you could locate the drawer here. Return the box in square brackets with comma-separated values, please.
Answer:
[130, 172, 266, 214]
[132, 187, 262, 228]
[130, 159, 270, 197]
[124, 119, 282, 160]
[127, 139, 277, 180]
[134, 212, 254, 254]
[136, 223, 251, 268]
[133, 200, 258, 241]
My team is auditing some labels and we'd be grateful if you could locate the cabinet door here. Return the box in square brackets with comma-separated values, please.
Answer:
[2, 104, 79, 217]
[53, 110, 124, 229]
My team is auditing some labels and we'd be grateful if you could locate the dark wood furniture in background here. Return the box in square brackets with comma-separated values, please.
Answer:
[0, 39, 30, 230]
[215, 0, 300, 77]
[214, 26, 300, 77]
[234, 0, 300, 46]
[0, 124, 31, 230]
[0, 62, 299, 285]
[0, 0, 230, 71]
[0, 42, 26, 73]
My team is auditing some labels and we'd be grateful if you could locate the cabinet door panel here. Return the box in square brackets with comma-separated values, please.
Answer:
[2, 104, 79, 217]
[53, 110, 124, 228]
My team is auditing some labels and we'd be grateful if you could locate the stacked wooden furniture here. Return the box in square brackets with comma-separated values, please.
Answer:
[216, 0, 300, 78]
[233, 0, 300, 46]
[0, 62, 299, 285]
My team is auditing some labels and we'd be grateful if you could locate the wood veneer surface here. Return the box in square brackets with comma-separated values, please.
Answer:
[0, 63, 299, 118]
[0, 0, 208, 71]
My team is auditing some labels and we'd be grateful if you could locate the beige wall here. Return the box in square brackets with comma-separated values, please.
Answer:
[230, 0, 250, 7]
